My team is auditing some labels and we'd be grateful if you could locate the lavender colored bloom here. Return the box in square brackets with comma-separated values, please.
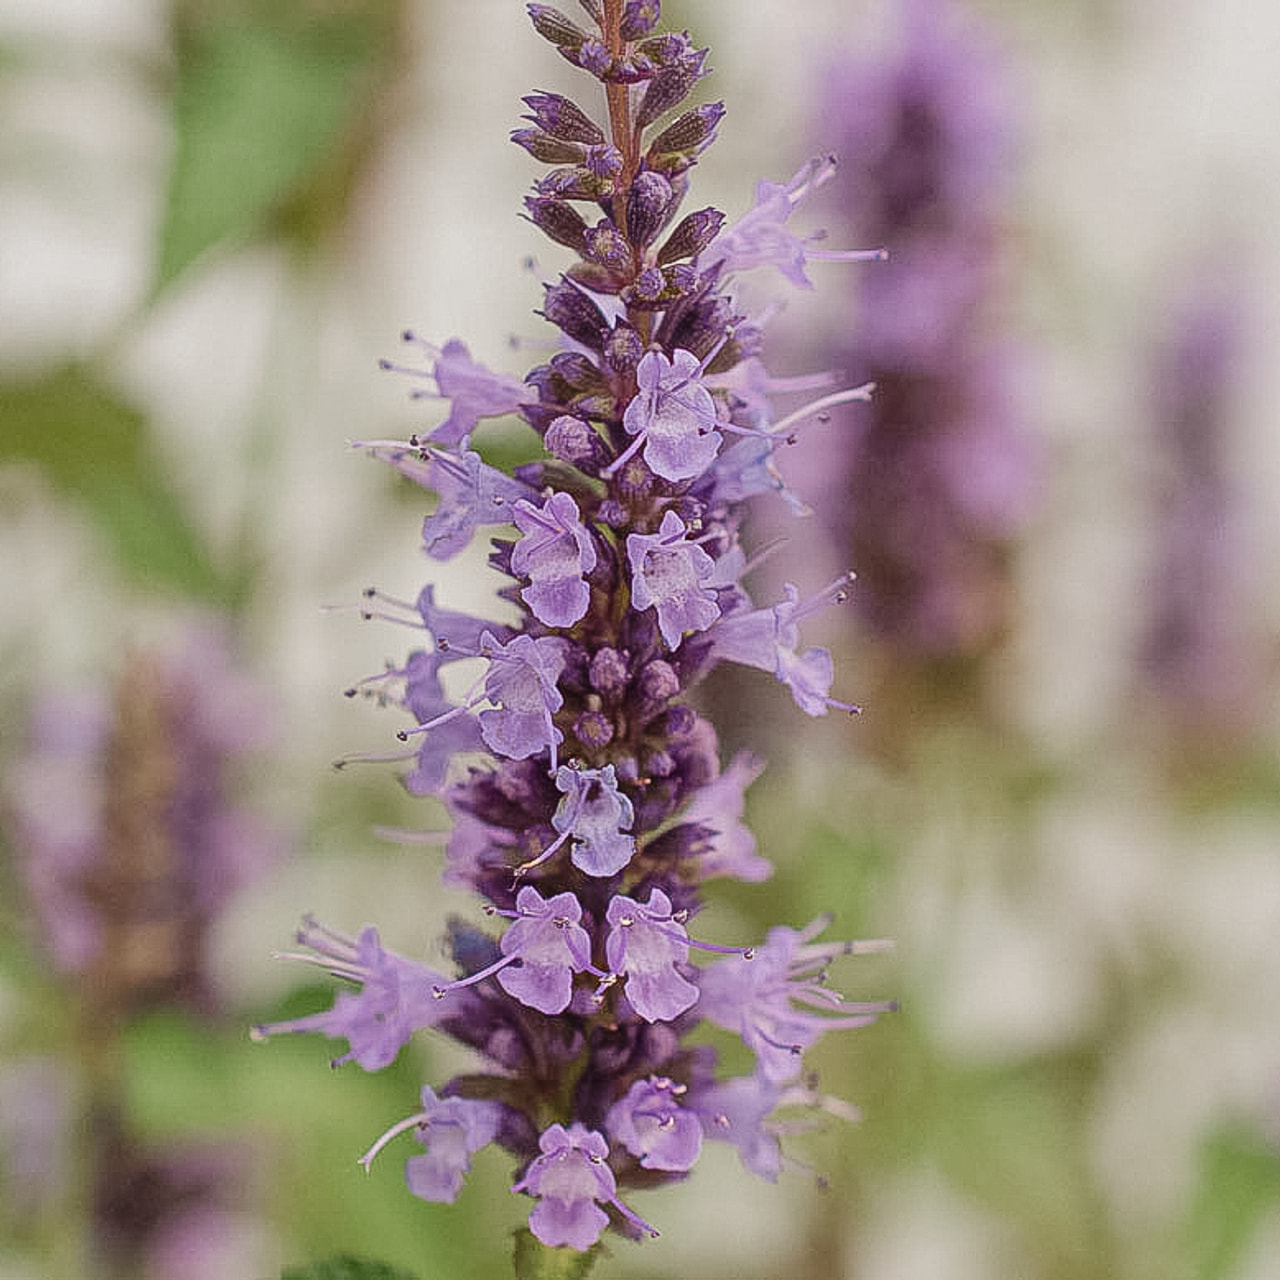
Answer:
[252, 920, 452, 1071]
[512, 1123, 649, 1251]
[398, 650, 486, 794]
[680, 751, 771, 882]
[626, 509, 720, 649]
[1138, 270, 1264, 744]
[692, 1074, 783, 1181]
[362, 443, 533, 560]
[606, 1075, 702, 1171]
[703, 577, 859, 715]
[699, 156, 883, 289]
[495, 887, 594, 1015]
[7, 627, 279, 1004]
[610, 347, 722, 481]
[511, 491, 598, 627]
[267, 3, 893, 1257]
[550, 763, 635, 877]
[477, 632, 568, 767]
[698, 918, 894, 1084]
[605, 889, 699, 1023]
[399, 1087, 504, 1203]
[383, 335, 533, 446]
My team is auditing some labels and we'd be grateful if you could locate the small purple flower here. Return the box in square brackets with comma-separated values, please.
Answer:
[605, 1075, 702, 1172]
[511, 491, 598, 628]
[251, 920, 452, 1071]
[403, 1088, 504, 1203]
[607, 348, 722, 481]
[383, 335, 533, 447]
[704, 577, 859, 715]
[697, 917, 894, 1083]
[358, 1084, 504, 1205]
[361, 443, 533, 561]
[626, 509, 721, 649]
[699, 156, 884, 289]
[551, 763, 635, 877]
[692, 1074, 783, 1181]
[414, 583, 514, 654]
[512, 1123, 656, 1251]
[397, 651, 485, 795]
[477, 632, 568, 768]
[681, 752, 771, 882]
[605, 888, 699, 1023]
[495, 887, 594, 1015]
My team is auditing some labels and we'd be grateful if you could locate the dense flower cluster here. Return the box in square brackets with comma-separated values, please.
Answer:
[256, 0, 892, 1253]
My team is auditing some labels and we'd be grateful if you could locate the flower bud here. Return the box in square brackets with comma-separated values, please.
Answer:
[625, 170, 675, 250]
[656, 207, 724, 266]
[525, 196, 589, 253]
[527, 4, 588, 51]
[521, 92, 604, 145]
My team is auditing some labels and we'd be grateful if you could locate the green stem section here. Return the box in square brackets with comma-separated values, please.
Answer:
[512, 1228, 604, 1280]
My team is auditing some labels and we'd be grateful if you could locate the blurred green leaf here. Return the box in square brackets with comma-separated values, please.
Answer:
[512, 1228, 602, 1280]
[0, 365, 225, 597]
[1189, 1121, 1280, 1280]
[281, 1257, 420, 1280]
[158, 2, 397, 288]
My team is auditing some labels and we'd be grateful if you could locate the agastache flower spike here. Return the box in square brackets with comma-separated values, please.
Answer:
[264, 0, 893, 1263]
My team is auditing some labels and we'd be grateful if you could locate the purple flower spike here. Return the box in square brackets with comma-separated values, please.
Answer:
[267, 0, 895, 1252]
[626, 509, 721, 649]
[513, 1123, 657, 1251]
[606, 1075, 703, 1171]
[496, 887, 594, 1015]
[478, 632, 568, 768]
[698, 918, 894, 1083]
[511, 491, 598, 628]
[251, 920, 452, 1071]
[612, 348, 723, 482]
[605, 889, 699, 1022]
[553, 764, 635, 877]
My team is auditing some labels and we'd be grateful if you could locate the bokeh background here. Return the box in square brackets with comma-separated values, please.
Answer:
[3, 0, 1280, 1277]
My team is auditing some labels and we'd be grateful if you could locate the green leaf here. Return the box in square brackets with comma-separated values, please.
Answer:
[157, 4, 393, 289]
[512, 1228, 603, 1280]
[280, 1257, 421, 1280]
[1189, 1121, 1280, 1280]
[0, 365, 225, 597]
